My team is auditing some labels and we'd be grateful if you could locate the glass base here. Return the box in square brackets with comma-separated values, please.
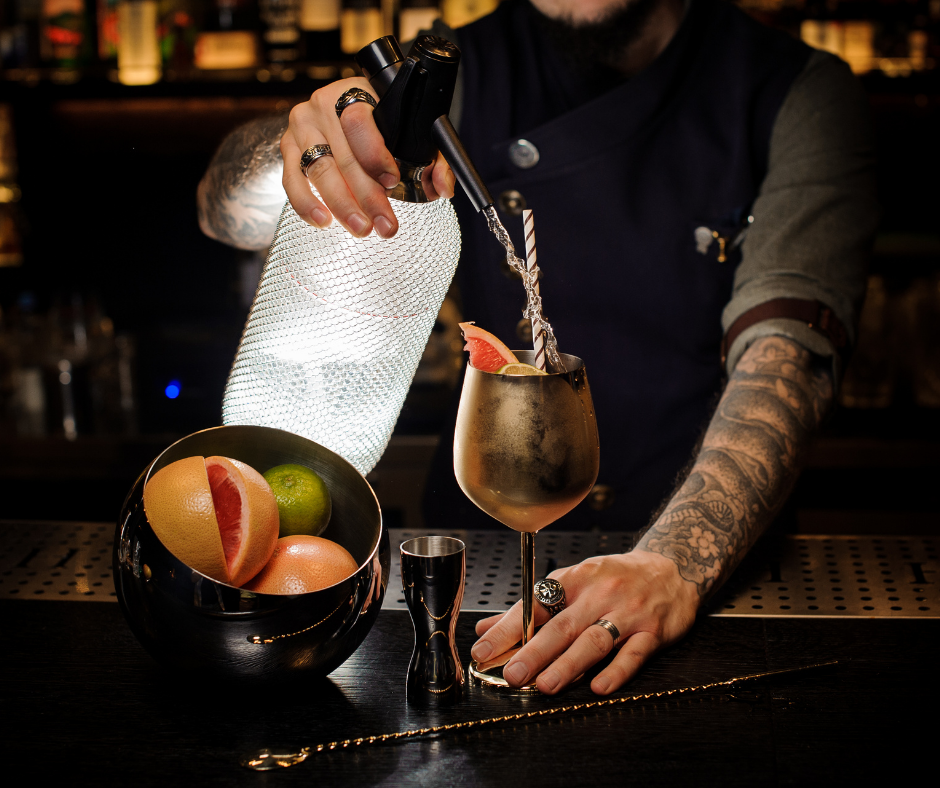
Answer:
[468, 648, 540, 692]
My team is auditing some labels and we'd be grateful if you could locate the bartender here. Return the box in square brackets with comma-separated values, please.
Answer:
[197, 0, 878, 696]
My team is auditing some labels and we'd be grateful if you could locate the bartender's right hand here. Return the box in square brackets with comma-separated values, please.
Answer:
[281, 77, 456, 239]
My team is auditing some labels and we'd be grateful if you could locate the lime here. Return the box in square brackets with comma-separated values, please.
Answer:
[262, 463, 332, 538]
[496, 362, 548, 376]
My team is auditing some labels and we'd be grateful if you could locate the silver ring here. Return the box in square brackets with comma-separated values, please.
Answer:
[534, 578, 566, 617]
[592, 619, 620, 645]
[300, 144, 333, 177]
[335, 87, 377, 119]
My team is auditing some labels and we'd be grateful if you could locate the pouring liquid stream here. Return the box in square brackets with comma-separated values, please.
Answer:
[483, 206, 566, 372]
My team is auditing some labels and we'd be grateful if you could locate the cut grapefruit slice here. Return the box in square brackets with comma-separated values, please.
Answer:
[459, 322, 518, 372]
[144, 456, 229, 584]
[143, 455, 279, 587]
[206, 456, 280, 587]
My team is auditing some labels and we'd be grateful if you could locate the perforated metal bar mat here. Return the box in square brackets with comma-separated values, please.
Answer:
[0, 521, 116, 601]
[1, 522, 937, 618]
[386, 530, 939, 619]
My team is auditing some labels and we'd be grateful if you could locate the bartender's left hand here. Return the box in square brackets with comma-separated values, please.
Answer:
[470, 549, 700, 695]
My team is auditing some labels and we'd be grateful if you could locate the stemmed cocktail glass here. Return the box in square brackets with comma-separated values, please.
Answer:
[454, 350, 599, 689]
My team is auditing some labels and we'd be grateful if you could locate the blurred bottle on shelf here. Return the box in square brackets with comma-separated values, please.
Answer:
[840, 275, 896, 409]
[0, 104, 24, 270]
[440, 0, 496, 29]
[159, 0, 198, 74]
[1, 293, 49, 437]
[117, 0, 162, 84]
[41, 0, 93, 70]
[259, 0, 301, 66]
[1, 292, 139, 439]
[340, 0, 383, 55]
[399, 0, 440, 44]
[96, 0, 120, 66]
[800, 17, 876, 74]
[2, 1, 36, 70]
[299, 0, 340, 62]
[194, 0, 260, 70]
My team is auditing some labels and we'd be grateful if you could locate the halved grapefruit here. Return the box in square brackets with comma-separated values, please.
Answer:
[143, 455, 280, 587]
[459, 322, 518, 372]
[243, 535, 359, 595]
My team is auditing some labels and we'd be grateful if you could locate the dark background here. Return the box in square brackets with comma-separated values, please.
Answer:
[0, 0, 938, 527]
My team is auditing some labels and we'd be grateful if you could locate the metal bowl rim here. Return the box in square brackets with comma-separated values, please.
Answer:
[136, 424, 384, 599]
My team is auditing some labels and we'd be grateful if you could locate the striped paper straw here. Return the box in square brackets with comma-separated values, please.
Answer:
[523, 209, 546, 371]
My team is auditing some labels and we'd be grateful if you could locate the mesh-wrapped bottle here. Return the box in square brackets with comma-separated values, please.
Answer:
[222, 195, 460, 475]
[222, 34, 492, 475]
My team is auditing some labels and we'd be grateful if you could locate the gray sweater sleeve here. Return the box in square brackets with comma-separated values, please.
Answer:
[722, 49, 880, 379]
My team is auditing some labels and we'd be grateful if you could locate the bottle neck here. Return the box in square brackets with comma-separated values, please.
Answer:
[387, 159, 432, 203]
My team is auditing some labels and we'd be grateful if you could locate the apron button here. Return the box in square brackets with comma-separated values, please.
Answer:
[498, 189, 526, 216]
[516, 318, 533, 343]
[508, 139, 540, 169]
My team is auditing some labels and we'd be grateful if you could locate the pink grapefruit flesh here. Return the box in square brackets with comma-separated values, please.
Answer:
[205, 456, 280, 587]
[143, 455, 279, 588]
[459, 322, 518, 372]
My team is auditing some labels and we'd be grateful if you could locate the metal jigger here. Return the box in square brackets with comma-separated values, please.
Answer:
[401, 536, 466, 705]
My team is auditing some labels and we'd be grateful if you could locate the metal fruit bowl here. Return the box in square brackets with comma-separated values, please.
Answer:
[113, 425, 389, 681]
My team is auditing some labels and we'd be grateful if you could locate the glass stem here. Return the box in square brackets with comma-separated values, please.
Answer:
[521, 532, 535, 646]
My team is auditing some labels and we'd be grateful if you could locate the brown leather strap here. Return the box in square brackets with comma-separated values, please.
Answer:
[721, 298, 849, 366]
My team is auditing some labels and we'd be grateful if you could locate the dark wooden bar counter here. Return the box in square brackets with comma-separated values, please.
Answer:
[2, 522, 937, 786]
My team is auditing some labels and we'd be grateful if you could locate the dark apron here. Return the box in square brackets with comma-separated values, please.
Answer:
[423, 0, 812, 531]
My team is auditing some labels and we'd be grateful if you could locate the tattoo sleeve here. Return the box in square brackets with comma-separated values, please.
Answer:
[197, 113, 290, 250]
[636, 335, 834, 598]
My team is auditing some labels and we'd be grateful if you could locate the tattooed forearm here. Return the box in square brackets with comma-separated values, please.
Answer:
[636, 335, 834, 598]
[197, 113, 290, 250]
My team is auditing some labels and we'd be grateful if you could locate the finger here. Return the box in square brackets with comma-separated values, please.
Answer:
[285, 89, 393, 238]
[279, 133, 333, 229]
[338, 90, 399, 190]
[474, 612, 506, 636]
[327, 136, 398, 238]
[429, 154, 456, 200]
[470, 601, 550, 664]
[534, 618, 623, 695]
[501, 605, 592, 688]
[590, 630, 660, 695]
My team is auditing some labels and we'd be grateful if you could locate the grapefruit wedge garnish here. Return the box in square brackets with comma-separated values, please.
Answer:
[144, 455, 280, 587]
[459, 322, 518, 372]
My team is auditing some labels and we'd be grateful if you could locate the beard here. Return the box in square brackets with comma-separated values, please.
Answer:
[529, 0, 663, 72]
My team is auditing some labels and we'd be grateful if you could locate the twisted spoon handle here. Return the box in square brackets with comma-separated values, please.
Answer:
[241, 660, 838, 770]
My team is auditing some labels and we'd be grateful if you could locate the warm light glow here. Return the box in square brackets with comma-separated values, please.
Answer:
[117, 1, 162, 86]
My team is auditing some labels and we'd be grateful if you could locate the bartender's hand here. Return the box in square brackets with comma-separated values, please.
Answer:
[281, 78, 456, 238]
[470, 549, 700, 695]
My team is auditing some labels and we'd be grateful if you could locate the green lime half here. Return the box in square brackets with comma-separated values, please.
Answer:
[496, 362, 549, 376]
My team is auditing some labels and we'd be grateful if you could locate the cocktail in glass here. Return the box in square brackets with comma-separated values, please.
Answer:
[454, 350, 599, 689]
